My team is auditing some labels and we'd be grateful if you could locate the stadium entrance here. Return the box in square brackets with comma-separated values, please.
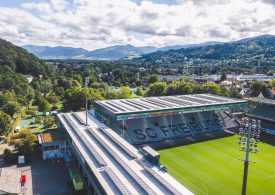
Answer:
[94, 94, 248, 146]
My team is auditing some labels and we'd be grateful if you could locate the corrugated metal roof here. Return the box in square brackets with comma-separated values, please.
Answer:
[95, 94, 247, 115]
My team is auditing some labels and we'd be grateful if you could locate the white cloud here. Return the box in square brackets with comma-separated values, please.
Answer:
[0, 0, 274, 49]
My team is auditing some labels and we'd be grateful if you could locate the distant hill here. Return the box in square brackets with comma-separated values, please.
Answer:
[85, 44, 159, 59]
[0, 38, 47, 75]
[138, 35, 275, 64]
[158, 41, 223, 51]
[23, 45, 89, 59]
[22, 42, 223, 59]
[22, 35, 275, 60]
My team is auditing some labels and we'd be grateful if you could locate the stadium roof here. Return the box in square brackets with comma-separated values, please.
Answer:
[57, 112, 193, 195]
[95, 94, 248, 120]
[245, 97, 275, 106]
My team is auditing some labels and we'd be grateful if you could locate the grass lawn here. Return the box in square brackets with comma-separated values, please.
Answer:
[159, 135, 275, 195]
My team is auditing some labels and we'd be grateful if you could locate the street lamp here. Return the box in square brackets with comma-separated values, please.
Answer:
[238, 118, 261, 195]
[85, 77, 89, 126]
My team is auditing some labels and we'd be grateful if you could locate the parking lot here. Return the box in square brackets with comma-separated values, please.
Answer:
[31, 155, 73, 195]
[0, 145, 73, 195]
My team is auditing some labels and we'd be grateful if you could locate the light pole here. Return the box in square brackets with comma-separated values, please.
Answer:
[85, 77, 89, 126]
[238, 118, 261, 195]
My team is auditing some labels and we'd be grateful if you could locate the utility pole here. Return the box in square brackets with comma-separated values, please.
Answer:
[238, 118, 261, 195]
[85, 77, 89, 126]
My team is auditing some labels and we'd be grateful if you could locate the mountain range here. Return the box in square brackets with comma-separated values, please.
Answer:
[22, 42, 223, 60]
[22, 35, 274, 60]
[138, 34, 275, 64]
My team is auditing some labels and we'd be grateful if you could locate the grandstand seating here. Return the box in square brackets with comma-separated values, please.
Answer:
[249, 104, 275, 122]
[109, 111, 225, 145]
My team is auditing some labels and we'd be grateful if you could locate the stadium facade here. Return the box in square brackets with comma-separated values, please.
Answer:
[94, 94, 248, 145]
[57, 94, 248, 194]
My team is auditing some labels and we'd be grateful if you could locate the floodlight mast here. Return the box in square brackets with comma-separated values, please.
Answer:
[85, 77, 89, 126]
[238, 118, 261, 195]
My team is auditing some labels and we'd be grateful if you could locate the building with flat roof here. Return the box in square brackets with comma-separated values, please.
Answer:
[94, 94, 247, 121]
[0, 168, 21, 194]
[38, 131, 66, 160]
[57, 112, 194, 195]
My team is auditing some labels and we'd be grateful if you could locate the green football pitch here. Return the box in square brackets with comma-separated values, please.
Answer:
[159, 135, 275, 195]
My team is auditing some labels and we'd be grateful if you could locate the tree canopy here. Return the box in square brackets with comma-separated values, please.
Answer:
[0, 111, 11, 136]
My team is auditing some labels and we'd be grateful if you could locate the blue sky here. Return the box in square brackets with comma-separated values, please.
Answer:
[0, 0, 274, 49]
[1, 0, 179, 7]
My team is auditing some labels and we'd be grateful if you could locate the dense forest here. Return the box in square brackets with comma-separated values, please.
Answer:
[0, 38, 49, 75]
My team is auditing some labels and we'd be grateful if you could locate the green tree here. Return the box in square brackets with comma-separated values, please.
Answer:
[119, 86, 132, 99]
[201, 83, 221, 95]
[220, 86, 230, 97]
[3, 101, 21, 117]
[73, 74, 83, 84]
[34, 97, 51, 112]
[64, 87, 104, 111]
[167, 81, 194, 95]
[43, 116, 55, 128]
[250, 80, 268, 97]
[269, 79, 275, 88]
[0, 111, 12, 136]
[220, 72, 227, 82]
[35, 116, 43, 125]
[231, 87, 243, 98]
[40, 80, 53, 97]
[147, 82, 167, 96]
[135, 79, 142, 87]
[148, 74, 160, 84]
[16, 130, 38, 154]
[47, 95, 60, 106]
[136, 87, 144, 96]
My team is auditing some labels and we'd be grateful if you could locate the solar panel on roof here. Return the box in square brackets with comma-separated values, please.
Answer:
[202, 94, 239, 102]
[196, 94, 229, 103]
[72, 113, 85, 125]
[105, 168, 132, 195]
[112, 101, 138, 112]
[150, 98, 179, 107]
[100, 102, 120, 112]
[62, 114, 107, 167]
[105, 101, 128, 112]
[139, 161, 182, 195]
[120, 100, 147, 110]
[176, 95, 210, 104]
[142, 99, 171, 108]
[129, 99, 157, 109]
[99, 127, 136, 159]
[160, 97, 189, 106]
[86, 128, 157, 195]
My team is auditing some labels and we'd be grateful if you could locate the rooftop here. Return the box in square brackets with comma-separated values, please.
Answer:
[58, 111, 193, 195]
[0, 168, 21, 194]
[246, 97, 275, 106]
[38, 131, 64, 143]
[95, 94, 247, 120]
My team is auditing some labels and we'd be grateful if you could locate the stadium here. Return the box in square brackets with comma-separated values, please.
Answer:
[57, 94, 275, 195]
